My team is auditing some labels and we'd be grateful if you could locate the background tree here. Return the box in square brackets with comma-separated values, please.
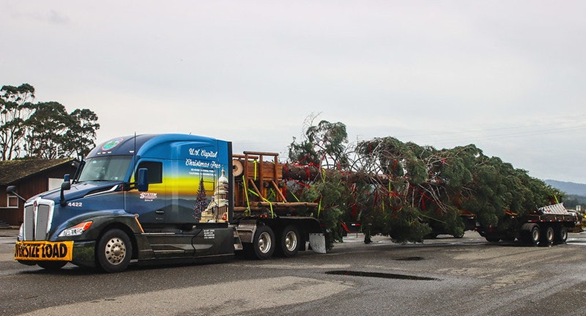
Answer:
[24, 101, 72, 159]
[64, 108, 100, 159]
[0, 84, 35, 160]
[0, 83, 100, 160]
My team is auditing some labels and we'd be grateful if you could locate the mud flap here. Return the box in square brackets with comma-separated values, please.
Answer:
[309, 233, 326, 254]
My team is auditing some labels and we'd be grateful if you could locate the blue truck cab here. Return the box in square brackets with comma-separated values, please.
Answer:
[14, 134, 237, 272]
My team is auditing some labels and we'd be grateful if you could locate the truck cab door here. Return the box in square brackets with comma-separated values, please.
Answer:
[127, 160, 167, 224]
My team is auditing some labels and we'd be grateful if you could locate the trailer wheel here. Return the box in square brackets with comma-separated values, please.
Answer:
[485, 237, 500, 243]
[540, 226, 554, 246]
[38, 261, 67, 270]
[555, 226, 568, 244]
[529, 225, 540, 245]
[252, 225, 275, 260]
[279, 225, 300, 257]
[97, 229, 132, 273]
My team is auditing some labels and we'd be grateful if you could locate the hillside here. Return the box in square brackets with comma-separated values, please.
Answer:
[545, 180, 586, 197]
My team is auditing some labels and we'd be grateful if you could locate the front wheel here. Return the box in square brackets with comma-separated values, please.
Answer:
[97, 229, 132, 273]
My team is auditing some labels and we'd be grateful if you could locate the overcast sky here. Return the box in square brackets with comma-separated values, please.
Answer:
[2, 1, 585, 183]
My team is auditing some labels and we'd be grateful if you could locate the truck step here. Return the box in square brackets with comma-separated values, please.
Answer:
[233, 228, 243, 251]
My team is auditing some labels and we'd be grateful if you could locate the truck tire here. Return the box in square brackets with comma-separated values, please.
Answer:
[251, 225, 275, 260]
[97, 229, 132, 273]
[529, 225, 540, 245]
[38, 261, 67, 270]
[485, 237, 500, 243]
[555, 226, 568, 244]
[279, 225, 300, 257]
[540, 226, 554, 246]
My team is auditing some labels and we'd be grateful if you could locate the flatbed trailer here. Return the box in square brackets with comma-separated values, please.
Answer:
[476, 203, 581, 245]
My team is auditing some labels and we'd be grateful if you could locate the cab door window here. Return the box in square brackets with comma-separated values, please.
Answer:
[136, 161, 163, 184]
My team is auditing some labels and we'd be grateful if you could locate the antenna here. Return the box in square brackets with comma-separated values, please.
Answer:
[132, 132, 138, 171]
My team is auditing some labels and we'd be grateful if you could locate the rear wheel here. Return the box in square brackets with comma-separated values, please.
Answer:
[251, 225, 275, 260]
[485, 236, 500, 243]
[97, 229, 132, 273]
[555, 226, 568, 244]
[279, 225, 300, 257]
[38, 261, 67, 270]
[540, 226, 554, 246]
[529, 225, 541, 245]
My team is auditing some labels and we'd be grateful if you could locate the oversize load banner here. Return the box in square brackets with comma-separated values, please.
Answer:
[14, 241, 73, 261]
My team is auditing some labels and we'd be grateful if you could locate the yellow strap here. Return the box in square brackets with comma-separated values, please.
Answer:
[245, 184, 274, 218]
[290, 190, 300, 202]
[267, 199, 274, 218]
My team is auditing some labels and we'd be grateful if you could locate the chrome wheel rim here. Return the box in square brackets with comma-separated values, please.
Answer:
[104, 237, 126, 265]
[258, 232, 272, 254]
[531, 229, 539, 242]
[285, 231, 298, 252]
[547, 229, 554, 242]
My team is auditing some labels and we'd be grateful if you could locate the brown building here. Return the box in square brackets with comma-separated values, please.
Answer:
[0, 158, 77, 227]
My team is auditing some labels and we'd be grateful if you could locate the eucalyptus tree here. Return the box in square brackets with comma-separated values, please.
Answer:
[0, 83, 100, 160]
[0, 83, 35, 160]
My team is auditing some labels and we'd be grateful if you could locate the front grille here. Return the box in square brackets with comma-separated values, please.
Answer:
[22, 200, 53, 241]
[23, 205, 34, 240]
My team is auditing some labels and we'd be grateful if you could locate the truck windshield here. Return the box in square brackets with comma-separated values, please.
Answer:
[78, 156, 133, 182]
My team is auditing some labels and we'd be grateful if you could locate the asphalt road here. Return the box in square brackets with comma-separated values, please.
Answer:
[2, 229, 586, 316]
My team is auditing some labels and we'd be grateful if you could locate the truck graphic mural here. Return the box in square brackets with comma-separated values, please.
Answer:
[193, 175, 207, 222]
[11, 134, 326, 273]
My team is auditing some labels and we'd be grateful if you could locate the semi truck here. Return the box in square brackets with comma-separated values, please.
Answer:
[475, 203, 581, 245]
[11, 134, 326, 272]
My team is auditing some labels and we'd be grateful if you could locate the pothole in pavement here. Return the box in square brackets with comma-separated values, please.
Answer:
[394, 256, 425, 261]
[325, 270, 438, 281]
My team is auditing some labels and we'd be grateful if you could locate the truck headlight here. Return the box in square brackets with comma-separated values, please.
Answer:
[59, 221, 93, 237]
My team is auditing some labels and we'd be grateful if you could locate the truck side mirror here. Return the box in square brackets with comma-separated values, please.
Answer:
[62, 174, 71, 191]
[137, 168, 149, 192]
[6, 185, 26, 202]
[60, 174, 71, 206]
[6, 185, 16, 194]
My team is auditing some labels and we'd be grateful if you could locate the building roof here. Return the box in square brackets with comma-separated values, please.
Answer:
[0, 158, 76, 185]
